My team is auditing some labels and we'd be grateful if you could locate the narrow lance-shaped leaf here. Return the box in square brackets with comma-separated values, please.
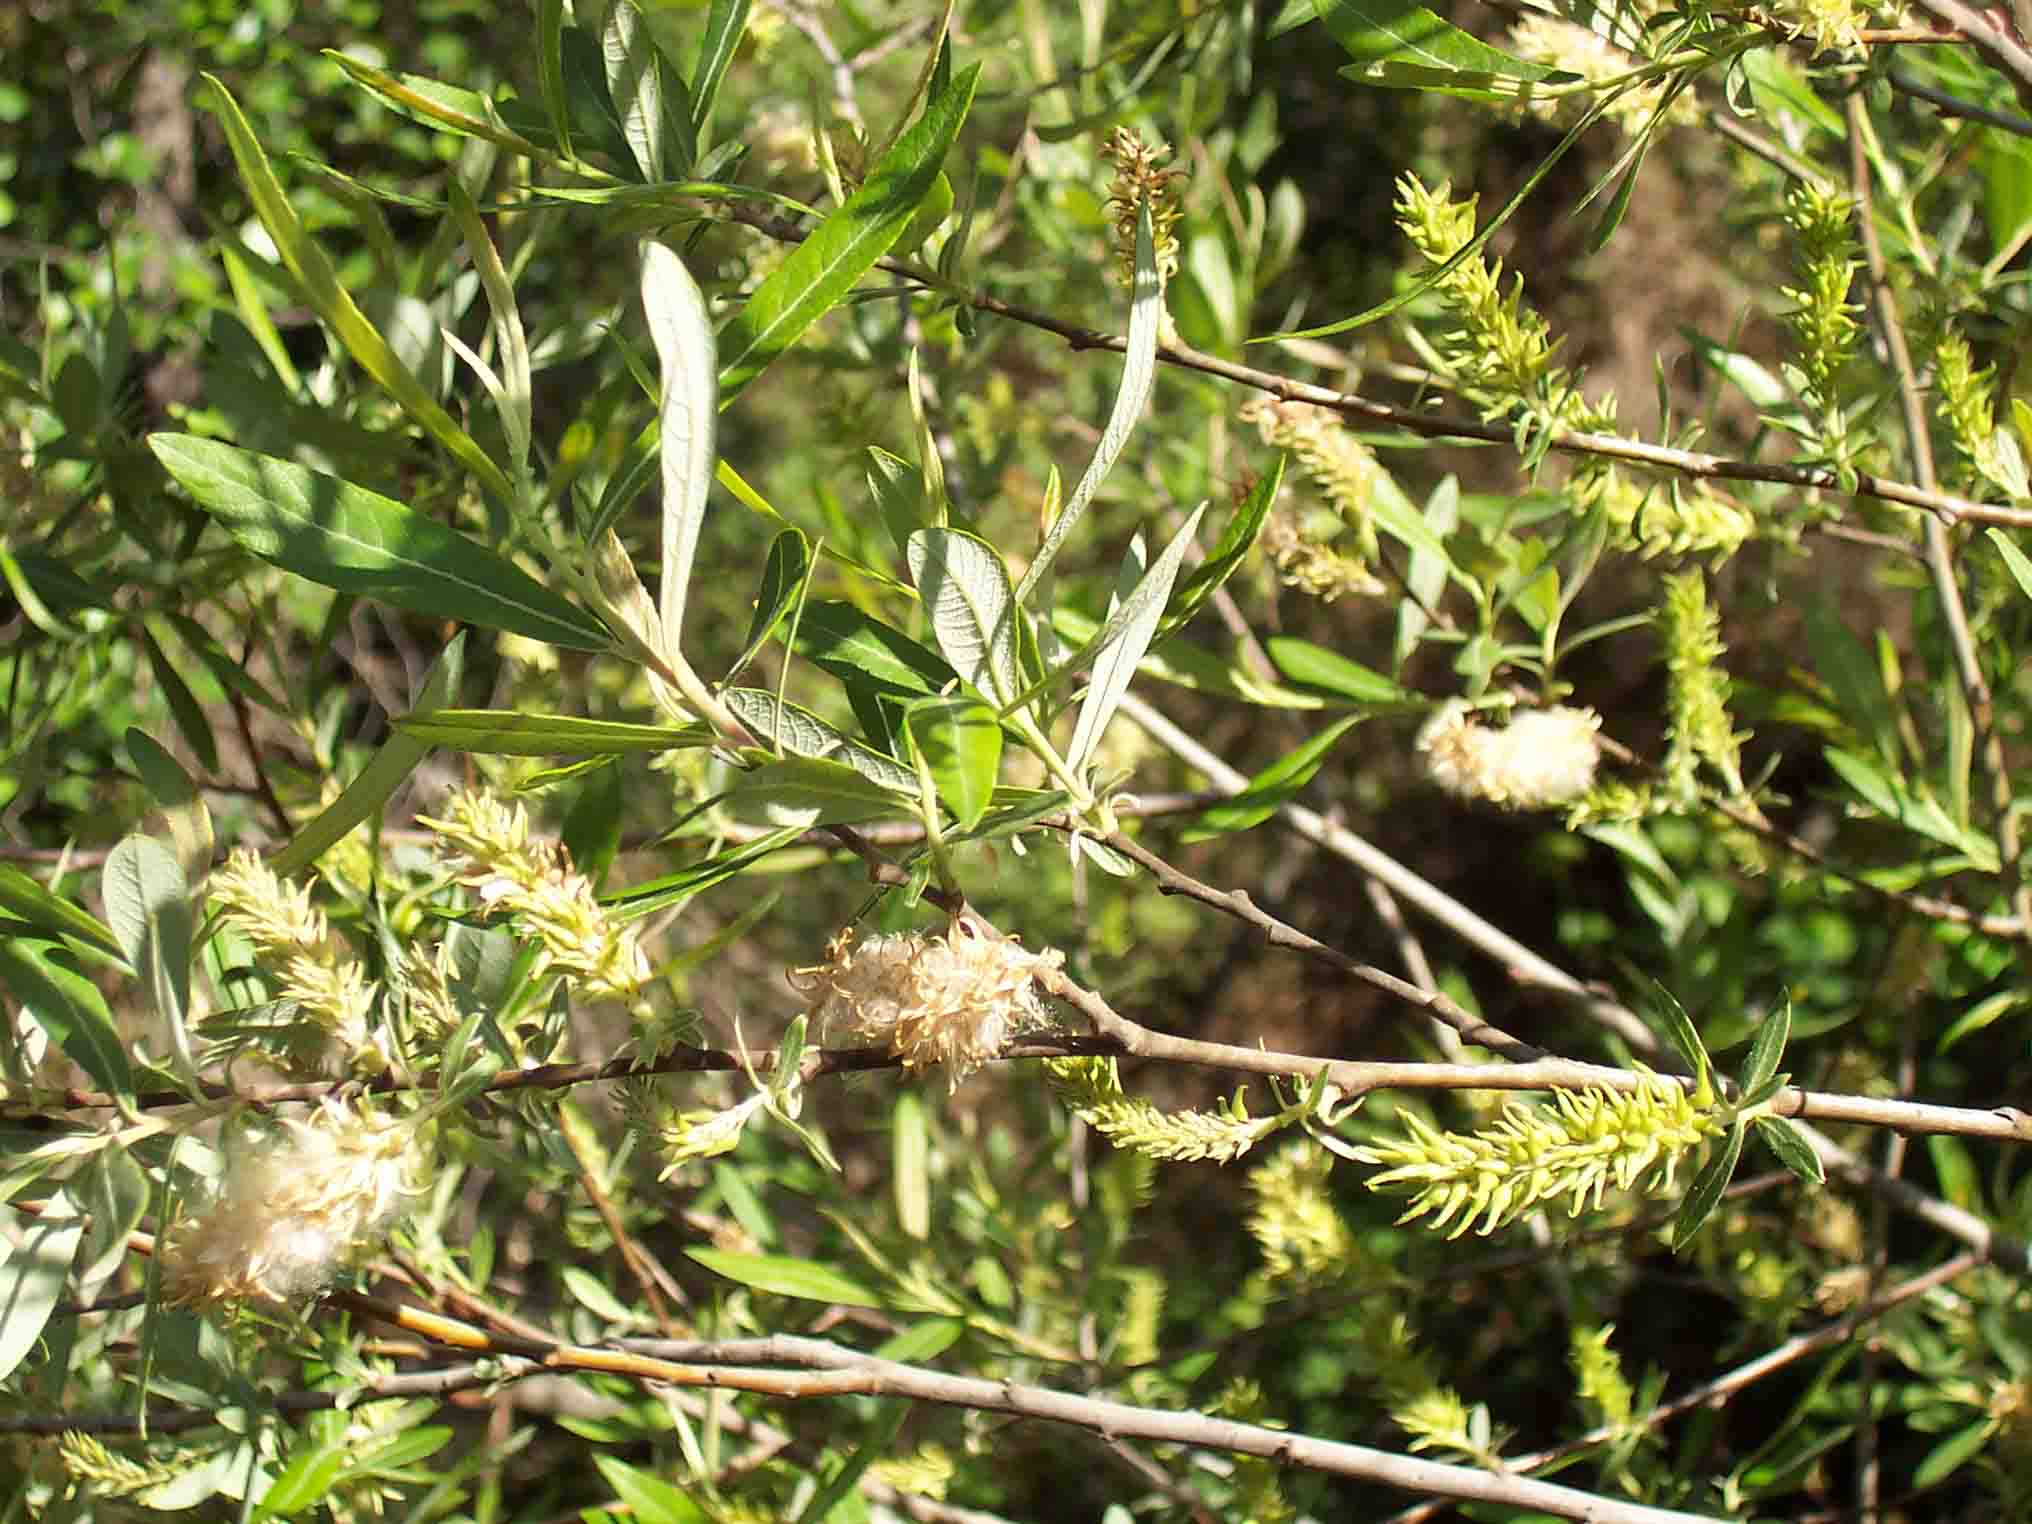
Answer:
[537, 0, 572, 160]
[196, 75, 512, 502]
[718, 59, 980, 399]
[602, 0, 664, 181]
[101, 834, 192, 1081]
[1161, 455, 1284, 640]
[1988, 527, 2032, 603]
[1314, 0, 1557, 91]
[908, 528, 1023, 711]
[0, 1195, 83, 1382]
[149, 436, 612, 652]
[1015, 202, 1163, 608]
[1068, 504, 1206, 769]
[449, 179, 533, 481]
[1736, 995, 1791, 1098]
[1672, 1121, 1745, 1249]
[690, 0, 751, 137]
[642, 242, 718, 647]
[0, 868, 122, 963]
[0, 942, 131, 1096]
[396, 711, 710, 755]
[726, 528, 813, 685]
[272, 634, 466, 877]
[1752, 1114, 1825, 1185]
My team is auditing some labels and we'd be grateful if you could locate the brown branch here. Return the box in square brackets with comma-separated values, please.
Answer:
[313, 1295, 1720, 1523]
[1101, 830, 1542, 1060]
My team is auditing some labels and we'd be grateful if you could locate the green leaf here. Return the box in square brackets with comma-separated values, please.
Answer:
[126, 727, 214, 888]
[795, 601, 957, 695]
[137, 624, 219, 775]
[875, 1318, 963, 1362]
[1055, 610, 1325, 709]
[1183, 715, 1365, 840]
[643, 242, 718, 644]
[1823, 748, 1998, 869]
[1631, 976, 1711, 1104]
[908, 528, 1022, 710]
[1671, 1121, 1744, 1249]
[561, 760, 625, 888]
[250, 1442, 348, 1524]
[685, 1249, 884, 1307]
[324, 53, 548, 159]
[1264, 637, 1414, 707]
[728, 757, 917, 826]
[1315, 0, 1557, 87]
[1928, 1133, 1980, 1210]
[718, 63, 979, 398]
[605, 824, 808, 921]
[728, 529, 813, 683]
[905, 697, 1002, 830]
[1913, 1419, 1995, 1490]
[1936, 987, 2032, 1055]
[0, 867, 121, 962]
[0, 942, 130, 1096]
[197, 75, 512, 501]
[1014, 202, 1164, 606]
[1161, 455, 1284, 639]
[866, 445, 935, 559]
[0, 1201, 82, 1382]
[149, 436, 611, 652]
[272, 634, 466, 878]
[396, 710, 709, 755]
[690, 0, 751, 137]
[600, 0, 664, 180]
[537, 0, 571, 159]
[1735, 996, 1790, 1097]
[593, 1457, 709, 1524]
[449, 179, 533, 479]
[1751, 1114, 1825, 1186]
[1804, 603, 1899, 767]
[892, 1093, 931, 1241]
[1988, 527, 2032, 602]
[1063, 505, 1207, 763]
[722, 688, 920, 793]
[101, 835, 191, 1071]
[798, 1403, 911, 1524]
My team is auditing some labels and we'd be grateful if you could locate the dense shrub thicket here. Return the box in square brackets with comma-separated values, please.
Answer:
[8, 1, 2032, 1520]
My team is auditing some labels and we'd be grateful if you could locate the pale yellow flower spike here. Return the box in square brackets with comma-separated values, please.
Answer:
[208, 849, 379, 1074]
[418, 789, 649, 1001]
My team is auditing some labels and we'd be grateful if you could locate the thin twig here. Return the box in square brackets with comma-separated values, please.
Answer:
[715, 203, 2032, 529]
[1888, 68, 2032, 137]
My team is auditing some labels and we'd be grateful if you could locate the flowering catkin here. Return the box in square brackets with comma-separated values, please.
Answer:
[157, 1099, 427, 1308]
[1417, 703, 1602, 809]
[790, 922, 1062, 1090]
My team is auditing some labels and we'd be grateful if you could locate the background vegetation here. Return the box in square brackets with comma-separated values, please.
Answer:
[7, 0, 2032, 1519]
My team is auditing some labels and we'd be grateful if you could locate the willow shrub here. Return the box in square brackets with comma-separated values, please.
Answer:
[8, 0, 2032, 1519]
